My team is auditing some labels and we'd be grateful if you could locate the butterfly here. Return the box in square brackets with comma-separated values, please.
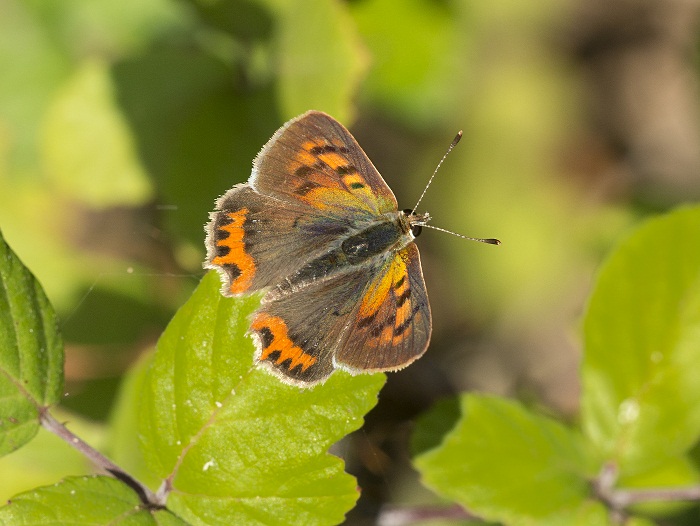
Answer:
[205, 110, 498, 387]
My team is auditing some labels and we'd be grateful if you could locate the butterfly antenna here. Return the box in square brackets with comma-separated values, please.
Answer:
[412, 130, 463, 213]
[422, 224, 501, 245]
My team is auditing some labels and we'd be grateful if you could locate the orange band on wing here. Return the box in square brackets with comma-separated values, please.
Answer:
[370, 306, 420, 347]
[296, 149, 316, 166]
[301, 140, 320, 151]
[317, 151, 347, 170]
[359, 256, 420, 347]
[211, 209, 255, 294]
[359, 258, 406, 318]
[251, 313, 317, 372]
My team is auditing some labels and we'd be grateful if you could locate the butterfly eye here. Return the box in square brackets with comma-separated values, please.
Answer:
[402, 209, 422, 237]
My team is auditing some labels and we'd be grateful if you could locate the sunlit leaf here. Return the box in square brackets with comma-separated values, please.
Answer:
[107, 353, 161, 491]
[0, 408, 109, 502]
[415, 394, 599, 525]
[619, 456, 699, 517]
[582, 205, 700, 475]
[139, 271, 384, 525]
[0, 475, 186, 525]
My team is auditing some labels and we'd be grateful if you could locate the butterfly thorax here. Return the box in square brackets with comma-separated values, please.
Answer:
[341, 211, 421, 263]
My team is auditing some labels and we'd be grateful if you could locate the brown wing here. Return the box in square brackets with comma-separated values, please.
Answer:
[335, 243, 431, 372]
[205, 111, 399, 297]
[250, 111, 398, 218]
[205, 184, 355, 296]
[247, 243, 431, 386]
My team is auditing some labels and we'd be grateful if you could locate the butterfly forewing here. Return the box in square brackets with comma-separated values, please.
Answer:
[252, 111, 399, 218]
[206, 111, 401, 298]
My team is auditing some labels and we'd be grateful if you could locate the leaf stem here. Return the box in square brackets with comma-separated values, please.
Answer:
[39, 408, 166, 509]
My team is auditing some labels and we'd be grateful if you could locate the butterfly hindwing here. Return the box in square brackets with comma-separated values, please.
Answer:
[248, 243, 430, 385]
[335, 243, 431, 372]
[248, 266, 373, 385]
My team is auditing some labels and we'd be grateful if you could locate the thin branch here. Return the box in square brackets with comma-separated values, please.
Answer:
[39, 408, 166, 510]
[594, 461, 700, 517]
[612, 485, 700, 507]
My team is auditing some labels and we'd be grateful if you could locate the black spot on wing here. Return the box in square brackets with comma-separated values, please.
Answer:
[369, 325, 383, 338]
[357, 311, 377, 328]
[295, 165, 314, 178]
[265, 349, 281, 361]
[221, 262, 241, 279]
[396, 288, 411, 307]
[257, 326, 274, 350]
[336, 165, 358, 175]
[295, 180, 321, 195]
[215, 244, 230, 258]
[309, 144, 338, 155]
[394, 304, 422, 337]
[214, 227, 230, 241]
[215, 213, 234, 228]
[363, 292, 422, 339]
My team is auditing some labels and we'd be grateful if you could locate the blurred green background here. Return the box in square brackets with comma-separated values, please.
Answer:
[2, 0, 699, 523]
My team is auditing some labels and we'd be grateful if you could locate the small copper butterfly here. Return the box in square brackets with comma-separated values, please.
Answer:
[205, 111, 498, 387]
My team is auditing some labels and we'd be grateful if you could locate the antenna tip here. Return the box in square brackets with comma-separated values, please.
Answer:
[451, 131, 463, 147]
[484, 238, 501, 245]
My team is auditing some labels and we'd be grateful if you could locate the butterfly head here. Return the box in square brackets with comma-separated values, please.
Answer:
[402, 209, 431, 239]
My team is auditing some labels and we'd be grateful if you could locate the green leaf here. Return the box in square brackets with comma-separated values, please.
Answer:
[414, 394, 599, 526]
[350, 0, 460, 126]
[262, 0, 367, 122]
[0, 229, 63, 457]
[0, 475, 187, 525]
[139, 271, 385, 526]
[42, 59, 153, 208]
[582, 205, 700, 475]
[624, 519, 658, 526]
